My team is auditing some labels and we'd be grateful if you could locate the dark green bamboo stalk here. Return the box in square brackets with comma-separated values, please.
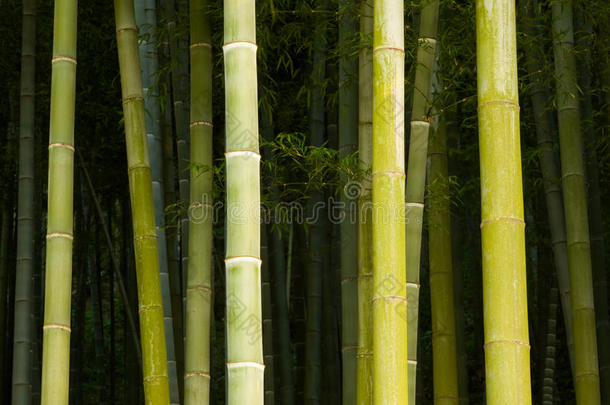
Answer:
[12, 1, 36, 402]
[552, 1, 601, 403]
[114, 0, 170, 402]
[357, 0, 373, 401]
[521, 0, 574, 375]
[223, 0, 264, 398]
[184, 0, 214, 401]
[135, 0, 181, 401]
[39, 0, 77, 401]
[338, 0, 358, 401]
[0, 207, 10, 402]
[304, 10, 327, 402]
[476, 0, 532, 402]
[372, 0, 407, 399]
[405, 1, 439, 400]
[261, 226, 275, 404]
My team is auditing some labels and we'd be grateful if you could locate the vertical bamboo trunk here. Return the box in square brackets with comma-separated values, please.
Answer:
[261, 226, 275, 404]
[12, 1, 36, 402]
[184, 0, 214, 401]
[305, 11, 327, 403]
[114, 0, 170, 402]
[39, 0, 77, 401]
[551, 1, 601, 403]
[338, 0, 359, 401]
[0, 207, 9, 401]
[292, 227, 307, 403]
[404, 1, 439, 400]
[476, 0, 532, 403]
[428, 111, 459, 404]
[521, 0, 574, 374]
[135, 0, 181, 401]
[372, 0, 407, 400]
[357, 0, 373, 401]
[223, 0, 264, 400]
[575, 8, 610, 400]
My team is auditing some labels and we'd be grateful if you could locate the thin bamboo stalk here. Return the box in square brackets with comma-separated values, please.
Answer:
[476, 0, 532, 402]
[223, 0, 264, 400]
[356, 0, 373, 401]
[405, 1, 439, 400]
[551, 1, 601, 403]
[114, 0, 170, 402]
[184, 0, 214, 401]
[372, 0, 407, 399]
[12, 1, 36, 402]
[338, 0, 359, 400]
[261, 226, 276, 404]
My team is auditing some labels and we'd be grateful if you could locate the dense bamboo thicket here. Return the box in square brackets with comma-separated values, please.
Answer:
[1, 0, 610, 404]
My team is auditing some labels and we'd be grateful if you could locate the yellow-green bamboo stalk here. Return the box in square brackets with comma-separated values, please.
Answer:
[372, 0, 407, 400]
[428, 107, 459, 405]
[551, 1, 601, 403]
[475, 0, 532, 403]
[404, 1, 439, 400]
[357, 0, 373, 402]
[114, 0, 170, 402]
[184, 0, 213, 401]
[39, 0, 76, 402]
[223, 0, 264, 401]
[12, 1, 36, 403]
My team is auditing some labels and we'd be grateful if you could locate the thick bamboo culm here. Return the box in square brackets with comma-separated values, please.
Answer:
[39, 0, 76, 402]
[357, 0, 373, 402]
[12, 1, 37, 403]
[114, 0, 170, 402]
[404, 1, 439, 399]
[184, 0, 214, 402]
[371, 0, 408, 401]
[551, 1, 601, 403]
[475, 0, 532, 403]
[223, 0, 264, 400]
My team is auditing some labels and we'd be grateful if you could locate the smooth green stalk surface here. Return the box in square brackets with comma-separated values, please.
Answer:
[357, 0, 373, 401]
[551, 1, 601, 403]
[372, 0, 407, 400]
[223, 0, 264, 401]
[476, 0, 532, 403]
[39, 0, 76, 402]
[404, 1, 439, 400]
[12, 1, 36, 403]
[115, 0, 170, 402]
[184, 0, 213, 402]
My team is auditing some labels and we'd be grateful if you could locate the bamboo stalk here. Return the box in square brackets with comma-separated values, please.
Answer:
[372, 0, 407, 400]
[357, 0, 373, 401]
[184, 0, 214, 401]
[405, 1, 439, 400]
[476, 0, 532, 403]
[551, 1, 601, 403]
[114, 0, 170, 402]
[223, 0, 264, 399]
[12, 1, 37, 402]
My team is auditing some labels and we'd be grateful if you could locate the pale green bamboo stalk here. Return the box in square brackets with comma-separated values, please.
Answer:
[184, 0, 214, 401]
[521, 0, 574, 376]
[39, 0, 76, 401]
[12, 1, 36, 403]
[338, 0, 358, 401]
[405, 1, 439, 400]
[135, 0, 181, 401]
[428, 103, 459, 405]
[114, 0, 170, 402]
[551, 1, 601, 403]
[223, 0, 264, 400]
[476, 0, 532, 403]
[372, 0, 407, 400]
[356, 0, 373, 401]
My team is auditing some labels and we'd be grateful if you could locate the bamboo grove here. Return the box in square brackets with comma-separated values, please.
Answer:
[0, 0, 610, 403]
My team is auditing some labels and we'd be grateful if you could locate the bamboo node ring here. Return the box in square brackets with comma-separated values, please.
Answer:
[483, 339, 530, 349]
[226, 361, 265, 371]
[52, 56, 77, 65]
[480, 216, 525, 228]
[190, 42, 212, 49]
[222, 41, 258, 51]
[139, 304, 162, 313]
[190, 120, 213, 128]
[49, 142, 75, 151]
[46, 232, 74, 240]
[43, 323, 72, 332]
[225, 255, 262, 265]
[185, 371, 211, 379]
